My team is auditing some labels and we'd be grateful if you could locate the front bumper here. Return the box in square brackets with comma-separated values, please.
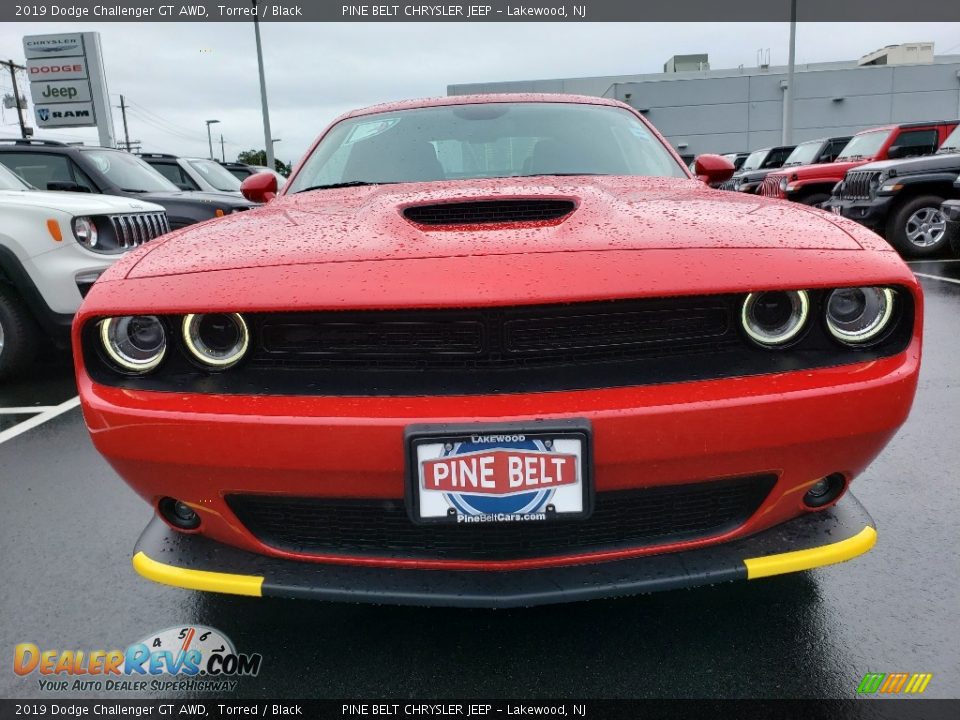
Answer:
[132, 492, 876, 608]
[822, 196, 894, 232]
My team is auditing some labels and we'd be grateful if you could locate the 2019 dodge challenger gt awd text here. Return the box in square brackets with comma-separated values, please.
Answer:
[73, 95, 921, 607]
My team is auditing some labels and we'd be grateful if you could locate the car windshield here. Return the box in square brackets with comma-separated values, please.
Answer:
[187, 159, 243, 191]
[287, 102, 686, 193]
[0, 162, 32, 190]
[783, 141, 822, 166]
[937, 125, 960, 153]
[82, 149, 179, 192]
[740, 149, 769, 171]
[836, 130, 889, 161]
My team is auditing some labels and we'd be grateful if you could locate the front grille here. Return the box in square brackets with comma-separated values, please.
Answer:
[403, 199, 575, 226]
[109, 212, 170, 248]
[759, 176, 782, 198]
[226, 475, 777, 561]
[840, 171, 878, 201]
[254, 297, 735, 372]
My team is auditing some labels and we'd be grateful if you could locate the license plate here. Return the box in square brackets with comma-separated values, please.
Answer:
[405, 421, 592, 524]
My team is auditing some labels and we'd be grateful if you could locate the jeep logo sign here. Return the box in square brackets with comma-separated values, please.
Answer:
[30, 80, 92, 105]
[34, 102, 96, 128]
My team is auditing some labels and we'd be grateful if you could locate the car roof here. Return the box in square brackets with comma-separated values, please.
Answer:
[339, 93, 631, 121]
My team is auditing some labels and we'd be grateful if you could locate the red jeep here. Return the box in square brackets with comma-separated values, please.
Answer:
[758, 121, 958, 205]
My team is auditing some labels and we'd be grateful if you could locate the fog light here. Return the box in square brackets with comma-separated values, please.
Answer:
[158, 497, 201, 530]
[803, 473, 846, 509]
[741, 290, 809, 347]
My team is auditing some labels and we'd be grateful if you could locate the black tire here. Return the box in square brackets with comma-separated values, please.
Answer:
[886, 194, 948, 258]
[799, 192, 830, 207]
[0, 285, 40, 380]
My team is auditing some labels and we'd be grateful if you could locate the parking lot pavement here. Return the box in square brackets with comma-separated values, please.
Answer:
[1, 267, 958, 700]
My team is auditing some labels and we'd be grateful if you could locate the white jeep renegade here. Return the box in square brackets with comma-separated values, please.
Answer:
[0, 162, 168, 379]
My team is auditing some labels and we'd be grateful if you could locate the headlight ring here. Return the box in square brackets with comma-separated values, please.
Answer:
[182, 313, 249, 368]
[825, 287, 895, 345]
[741, 290, 810, 347]
[99, 316, 167, 373]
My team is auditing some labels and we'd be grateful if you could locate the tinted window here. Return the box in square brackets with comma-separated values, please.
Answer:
[763, 147, 793, 168]
[892, 130, 937, 157]
[0, 152, 96, 191]
[0, 162, 31, 190]
[287, 102, 685, 192]
[151, 162, 199, 190]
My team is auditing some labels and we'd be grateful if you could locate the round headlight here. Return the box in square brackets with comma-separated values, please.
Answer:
[73, 216, 98, 248]
[825, 287, 895, 345]
[741, 290, 810, 347]
[182, 313, 249, 368]
[778, 177, 789, 191]
[100, 316, 166, 372]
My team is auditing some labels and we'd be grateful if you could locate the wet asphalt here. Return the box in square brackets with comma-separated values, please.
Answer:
[0, 261, 958, 700]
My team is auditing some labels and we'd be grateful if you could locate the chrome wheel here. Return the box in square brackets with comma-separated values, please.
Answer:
[905, 207, 946, 248]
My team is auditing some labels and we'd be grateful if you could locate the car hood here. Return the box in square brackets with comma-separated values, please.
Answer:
[125, 176, 864, 279]
[852, 152, 960, 176]
[136, 190, 253, 207]
[0, 189, 164, 214]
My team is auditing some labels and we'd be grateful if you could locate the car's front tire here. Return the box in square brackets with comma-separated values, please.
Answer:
[887, 195, 948, 258]
[0, 286, 39, 380]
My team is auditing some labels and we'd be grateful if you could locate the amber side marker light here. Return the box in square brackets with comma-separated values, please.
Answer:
[46, 219, 62, 241]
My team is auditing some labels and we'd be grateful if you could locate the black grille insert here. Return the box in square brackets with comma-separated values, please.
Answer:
[403, 199, 575, 226]
[226, 475, 777, 561]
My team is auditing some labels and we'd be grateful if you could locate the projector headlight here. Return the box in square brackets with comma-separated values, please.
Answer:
[99, 316, 166, 373]
[825, 287, 895, 345]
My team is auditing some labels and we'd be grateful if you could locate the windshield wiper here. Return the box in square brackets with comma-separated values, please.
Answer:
[294, 180, 394, 193]
[513, 172, 608, 178]
[120, 188, 150, 193]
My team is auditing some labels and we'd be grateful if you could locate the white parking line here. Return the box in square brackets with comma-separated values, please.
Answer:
[913, 272, 960, 286]
[0, 407, 57, 414]
[0, 396, 81, 446]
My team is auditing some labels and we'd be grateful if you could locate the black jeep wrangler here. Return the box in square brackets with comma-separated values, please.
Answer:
[827, 123, 960, 257]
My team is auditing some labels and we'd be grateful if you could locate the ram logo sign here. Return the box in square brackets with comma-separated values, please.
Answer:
[857, 672, 933, 695]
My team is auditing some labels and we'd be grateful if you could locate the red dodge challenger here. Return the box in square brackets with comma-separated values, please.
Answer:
[74, 95, 921, 607]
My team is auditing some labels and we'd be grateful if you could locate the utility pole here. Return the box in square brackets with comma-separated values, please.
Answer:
[252, 0, 274, 171]
[117, 94, 131, 151]
[2, 59, 28, 139]
[782, 0, 797, 145]
[220, 134, 225, 162]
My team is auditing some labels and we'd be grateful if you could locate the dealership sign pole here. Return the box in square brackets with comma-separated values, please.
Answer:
[22, 32, 116, 148]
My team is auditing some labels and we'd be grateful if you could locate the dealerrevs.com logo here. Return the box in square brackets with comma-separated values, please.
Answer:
[14, 625, 262, 693]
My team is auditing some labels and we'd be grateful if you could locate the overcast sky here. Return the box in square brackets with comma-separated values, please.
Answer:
[1, 21, 958, 163]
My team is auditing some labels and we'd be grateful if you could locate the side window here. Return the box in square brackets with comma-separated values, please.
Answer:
[152, 162, 199, 190]
[819, 141, 842, 163]
[0, 152, 73, 190]
[763, 148, 792, 167]
[892, 130, 937, 157]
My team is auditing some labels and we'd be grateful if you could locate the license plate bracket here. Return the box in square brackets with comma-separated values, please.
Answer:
[405, 420, 593, 525]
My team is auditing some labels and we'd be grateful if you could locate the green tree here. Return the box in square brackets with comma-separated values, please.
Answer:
[236, 149, 291, 177]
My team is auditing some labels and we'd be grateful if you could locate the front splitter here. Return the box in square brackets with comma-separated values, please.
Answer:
[132, 493, 875, 608]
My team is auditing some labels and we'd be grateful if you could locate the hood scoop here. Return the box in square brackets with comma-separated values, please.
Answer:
[403, 198, 576, 227]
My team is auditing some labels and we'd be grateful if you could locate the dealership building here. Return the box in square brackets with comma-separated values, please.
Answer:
[448, 43, 960, 157]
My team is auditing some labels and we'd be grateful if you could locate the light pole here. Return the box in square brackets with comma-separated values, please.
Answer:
[782, 0, 797, 145]
[252, 0, 274, 172]
[205, 119, 220, 160]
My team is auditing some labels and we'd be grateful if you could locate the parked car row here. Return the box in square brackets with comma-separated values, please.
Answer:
[0, 140, 285, 378]
[706, 120, 960, 257]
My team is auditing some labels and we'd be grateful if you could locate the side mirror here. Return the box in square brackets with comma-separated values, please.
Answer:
[240, 172, 277, 204]
[47, 180, 90, 193]
[694, 154, 736, 185]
